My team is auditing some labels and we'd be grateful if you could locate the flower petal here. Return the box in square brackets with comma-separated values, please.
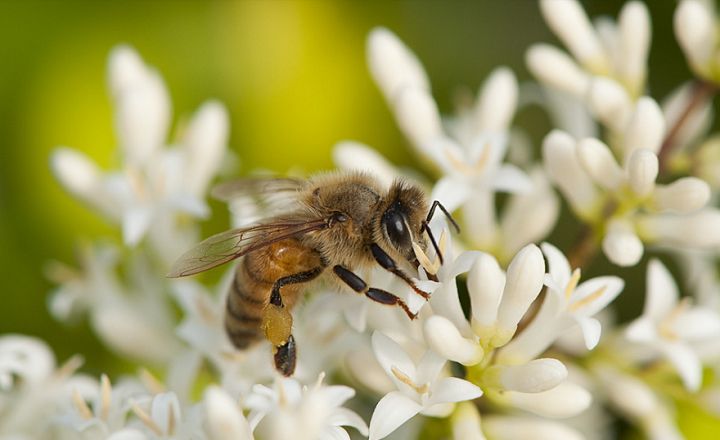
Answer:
[571, 276, 624, 317]
[659, 341, 702, 391]
[427, 377, 483, 406]
[573, 316, 602, 349]
[645, 259, 679, 319]
[540, 242, 572, 290]
[368, 391, 423, 440]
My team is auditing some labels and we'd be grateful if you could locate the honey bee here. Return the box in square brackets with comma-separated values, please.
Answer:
[168, 172, 457, 376]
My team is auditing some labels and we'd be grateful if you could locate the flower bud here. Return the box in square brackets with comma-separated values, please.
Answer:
[451, 402, 486, 440]
[542, 130, 598, 218]
[539, 0, 609, 74]
[576, 138, 624, 190]
[484, 358, 567, 393]
[526, 44, 589, 97]
[367, 27, 430, 100]
[468, 253, 505, 340]
[637, 208, 720, 248]
[475, 67, 518, 132]
[587, 77, 632, 131]
[652, 177, 711, 213]
[183, 101, 229, 197]
[623, 97, 665, 158]
[495, 244, 545, 346]
[506, 382, 592, 418]
[674, 0, 715, 76]
[626, 148, 658, 197]
[52, 147, 103, 203]
[602, 219, 643, 267]
[618, 1, 651, 96]
[394, 87, 443, 148]
[424, 316, 483, 366]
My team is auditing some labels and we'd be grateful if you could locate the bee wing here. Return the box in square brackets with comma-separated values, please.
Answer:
[211, 177, 307, 202]
[167, 217, 328, 278]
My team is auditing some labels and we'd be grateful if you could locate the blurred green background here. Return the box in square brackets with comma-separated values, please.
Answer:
[0, 0, 704, 429]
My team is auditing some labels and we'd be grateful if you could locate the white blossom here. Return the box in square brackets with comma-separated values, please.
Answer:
[626, 259, 720, 391]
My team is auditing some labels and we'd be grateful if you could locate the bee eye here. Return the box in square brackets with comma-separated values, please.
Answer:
[382, 205, 411, 249]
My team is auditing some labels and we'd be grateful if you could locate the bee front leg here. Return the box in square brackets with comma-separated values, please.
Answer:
[265, 267, 324, 376]
[370, 244, 431, 299]
[333, 265, 417, 320]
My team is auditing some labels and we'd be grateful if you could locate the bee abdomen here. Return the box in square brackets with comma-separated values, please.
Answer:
[224, 266, 267, 349]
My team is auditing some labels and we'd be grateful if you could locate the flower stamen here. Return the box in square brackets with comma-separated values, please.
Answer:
[569, 285, 607, 312]
[565, 268, 581, 300]
[72, 389, 93, 420]
[391, 366, 429, 394]
[131, 402, 163, 435]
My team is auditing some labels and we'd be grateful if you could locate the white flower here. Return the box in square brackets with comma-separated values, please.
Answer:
[368, 332, 482, 440]
[47, 243, 180, 364]
[626, 259, 720, 391]
[367, 27, 532, 252]
[51, 45, 229, 264]
[534, 0, 650, 99]
[498, 243, 623, 364]
[204, 386, 253, 440]
[245, 373, 367, 440]
[482, 415, 584, 440]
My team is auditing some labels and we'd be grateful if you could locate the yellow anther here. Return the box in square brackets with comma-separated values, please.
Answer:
[131, 402, 163, 435]
[569, 286, 607, 312]
[72, 389, 93, 420]
[565, 268, 582, 300]
[391, 366, 429, 395]
[100, 374, 111, 421]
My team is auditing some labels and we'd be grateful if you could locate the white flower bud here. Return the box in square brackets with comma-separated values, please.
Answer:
[367, 27, 430, 101]
[452, 402, 486, 440]
[183, 101, 229, 197]
[674, 0, 715, 75]
[483, 416, 584, 440]
[542, 130, 598, 218]
[506, 382, 592, 418]
[525, 44, 589, 97]
[109, 47, 170, 165]
[618, 1, 651, 96]
[539, 0, 610, 74]
[475, 67, 518, 132]
[653, 177, 711, 213]
[587, 77, 632, 132]
[52, 147, 103, 202]
[637, 208, 720, 248]
[205, 386, 253, 440]
[394, 87, 443, 148]
[484, 358, 567, 393]
[602, 219, 644, 267]
[0, 335, 55, 387]
[424, 316, 483, 366]
[468, 254, 505, 336]
[623, 97, 665, 158]
[626, 148, 658, 197]
[499, 169, 560, 259]
[576, 137, 624, 190]
[495, 244, 545, 346]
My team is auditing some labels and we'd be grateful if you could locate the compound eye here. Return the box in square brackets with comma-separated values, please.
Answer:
[383, 206, 411, 249]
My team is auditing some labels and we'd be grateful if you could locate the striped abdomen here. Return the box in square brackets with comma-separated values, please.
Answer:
[225, 238, 323, 349]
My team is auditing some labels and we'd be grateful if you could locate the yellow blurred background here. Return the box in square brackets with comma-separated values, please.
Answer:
[0, 0, 691, 409]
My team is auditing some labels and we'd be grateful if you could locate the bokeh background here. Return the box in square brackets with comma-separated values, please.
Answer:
[0, 0, 704, 433]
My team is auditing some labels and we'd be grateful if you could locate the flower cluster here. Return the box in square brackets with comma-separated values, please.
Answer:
[4, 1, 720, 439]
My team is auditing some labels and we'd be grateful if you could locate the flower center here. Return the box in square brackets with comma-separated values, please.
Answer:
[659, 298, 691, 341]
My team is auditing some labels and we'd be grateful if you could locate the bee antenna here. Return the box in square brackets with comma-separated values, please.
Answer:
[420, 221, 444, 265]
[426, 201, 460, 233]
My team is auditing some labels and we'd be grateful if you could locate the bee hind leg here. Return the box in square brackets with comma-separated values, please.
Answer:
[264, 267, 324, 376]
[333, 265, 417, 320]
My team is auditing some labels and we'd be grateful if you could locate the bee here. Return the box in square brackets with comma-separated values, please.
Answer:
[168, 172, 457, 376]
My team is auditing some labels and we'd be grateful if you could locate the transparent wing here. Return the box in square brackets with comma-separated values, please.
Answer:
[167, 217, 327, 278]
[212, 176, 306, 203]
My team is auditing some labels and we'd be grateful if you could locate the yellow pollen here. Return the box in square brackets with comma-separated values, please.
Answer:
[391, 366, 429, 395]
[565, 268, 581, 300]
[72, 389, 93, 420]
[131, 402, 163, 435]
[100, 374, 111, 421]
[569, 286, 607, 312]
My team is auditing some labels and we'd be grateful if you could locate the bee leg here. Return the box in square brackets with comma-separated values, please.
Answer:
[264, 267, 324, 376]
[333, 265, 417, 320]
[426, 200, 460, 232]
[370, 244, 431, 300]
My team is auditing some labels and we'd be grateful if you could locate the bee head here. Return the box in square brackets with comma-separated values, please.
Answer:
[380, 181, 428, 263]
